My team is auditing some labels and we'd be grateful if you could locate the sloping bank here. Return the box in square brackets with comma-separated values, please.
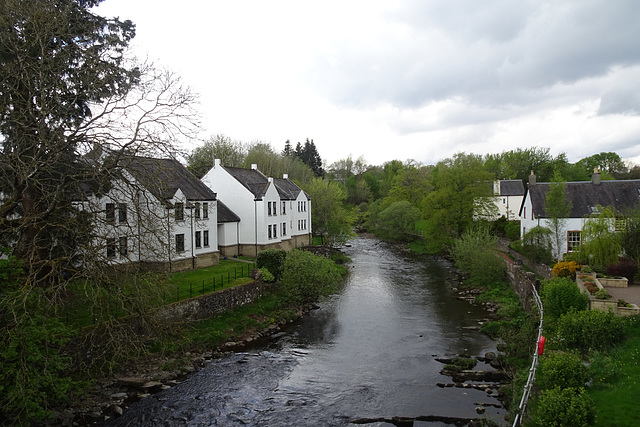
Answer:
[50, 249, 348, 427]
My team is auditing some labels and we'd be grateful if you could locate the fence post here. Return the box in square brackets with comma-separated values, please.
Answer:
[213, 277, 215, 291]
[176, 287, 179, 302]
[202, 280, 205, 295]
[190, 283, 192, 299]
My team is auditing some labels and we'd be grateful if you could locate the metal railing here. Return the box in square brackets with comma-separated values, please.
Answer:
[512, 282, 544, 426]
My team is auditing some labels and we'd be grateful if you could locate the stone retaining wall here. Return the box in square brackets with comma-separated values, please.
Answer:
[156, 279, 266, 324]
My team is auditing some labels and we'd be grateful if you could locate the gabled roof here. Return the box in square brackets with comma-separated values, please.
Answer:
[217, 200, 241, 223]
[526, 179, 640, 218]
[499, 180, 525, 196]
[273, 178, 303, 200]
[123, 157, 217, 204]
[222, 166, 270, 199]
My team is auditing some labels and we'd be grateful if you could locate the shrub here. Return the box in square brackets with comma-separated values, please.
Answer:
[256, 249, 287, 280]
[580, 264, 593, 273]
[451, 225, 507, 287]
[533, 387, 595, 426]
[512, 225, 553, 264]
[552, 260, 580, 278]
[538, 351, 588, 390]
[540, 277, 589, 319]
[594, 289, 611, 300]
[606, 259, 638, 285]
[259, 267, 275, 283]
[556, 309, 626, 352]
[279, 250, 344, 305]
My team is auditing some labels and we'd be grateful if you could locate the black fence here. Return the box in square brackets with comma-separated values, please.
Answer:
[64, 263, 256, 327]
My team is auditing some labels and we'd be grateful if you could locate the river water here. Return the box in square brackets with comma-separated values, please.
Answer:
[105, 237, 506, 426]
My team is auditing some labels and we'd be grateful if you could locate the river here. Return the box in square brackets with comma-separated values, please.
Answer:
[104, 237, 506, 426]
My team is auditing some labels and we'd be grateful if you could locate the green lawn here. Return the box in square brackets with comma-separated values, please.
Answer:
[62, 259, 256, 328]
[589, 317, 640, 426]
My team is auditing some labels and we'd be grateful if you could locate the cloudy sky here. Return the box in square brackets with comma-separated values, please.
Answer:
[95, 0, 640, 168]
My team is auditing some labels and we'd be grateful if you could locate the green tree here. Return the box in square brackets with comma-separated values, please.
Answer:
[187, 134, 246, 178]
[422, 153, 495, 247]
[451, 224, 507, 286]
[621, 209, 640, 263]
[294, 138, 323, 177]
[280, 249, 343, 305]
[375, 201, 421, 242]
[243, 142, 315, 183]
[580, 205, 622, 271]
[384, 164, 433, 208]
[304, 178, 355, 246]
[575, 152, 627, 179]
[0, 1, 195, 422]
[544, 170, 572, 260]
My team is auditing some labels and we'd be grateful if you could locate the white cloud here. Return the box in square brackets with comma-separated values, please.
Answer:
[95, 0, 640, 167]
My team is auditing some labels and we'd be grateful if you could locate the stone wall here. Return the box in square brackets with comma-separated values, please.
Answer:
[156, 279, 266, 324]
[506, 262, 538, 312]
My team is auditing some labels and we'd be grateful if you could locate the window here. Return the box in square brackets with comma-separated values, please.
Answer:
[106, 203, 115, 223]
[282, 222, 287, 236]
[175, 202, 184, 221]
[195, 202, 201, 219]
[567, 231, 581, 252]
[268, 225, 272, 239]
[203, 203, 208, 219]
[195, 231, 201, 248]
[273, 224, 277, 238]
[203, 230, 209, 247]
[282, 201, 286, 215]
[523, 207, 526, 220]
[615, 217, 627, 232]
[268, 202, 272, 216]
[106, 238, 116, 258]
[175, 233, 185, 252]
[118, 203, 127, 223]
[119, 236, 128, 256]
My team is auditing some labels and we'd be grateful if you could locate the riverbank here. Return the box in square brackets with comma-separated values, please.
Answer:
[44, 292, 318, 427]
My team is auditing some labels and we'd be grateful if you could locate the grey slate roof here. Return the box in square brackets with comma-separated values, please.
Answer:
[123, 157, 217, 205]
[526, 179, 640, 218]
[273, 178, 302, 200]
[217, 200, 241, 223]
[499, 180, 525, 196]
[222, 166, 270, 199]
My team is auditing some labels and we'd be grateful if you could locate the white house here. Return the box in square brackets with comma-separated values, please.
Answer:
[520, 170, 640, 259]
[83, 155, 219, 271]
[201, 159, 311, 257]
[492, 180, 525, 220]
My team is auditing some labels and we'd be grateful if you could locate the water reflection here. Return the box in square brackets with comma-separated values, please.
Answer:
[104, 237, 506, 426]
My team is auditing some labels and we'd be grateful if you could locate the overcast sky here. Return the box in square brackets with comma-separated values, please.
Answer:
[95, 0, 640, 168]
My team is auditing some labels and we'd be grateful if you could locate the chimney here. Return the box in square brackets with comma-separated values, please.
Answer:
[251, 164, 258, 170]
[592, 167, 601, 185]
[214, 158, 221, 168]
[283, 173, 289, 180]
[529, 170, 536, 186]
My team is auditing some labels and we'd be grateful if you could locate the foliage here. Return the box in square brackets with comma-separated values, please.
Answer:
[606, 258, 638, 285]
[532, 387, 595, 427]
[551, 260, 580, 278]
[187, 134, 247, 178]
[374, 201, 421, 242]
[580, 206, 622, 271]
[259, 267, 275, 283]
[556, 309, 626, 352]
[279, 250, 344, 305]
[293, 138, 323, 177]
[256, 249, 287, 281]
[422, 153, 496, 246]
[451, 225, 507, 286]
[544, 170, 572, 260]
[511, 226, 553, 264]
[540, 277, 588, 319]
[483, 147, 564, 183]
[620, 209, 640, 263]
[491, 217, 521, 241]
[243, 141, 316, 183]
[538, 351, 589, 390]
[594, 289, 611, 300]
[303, 178, 355, 246]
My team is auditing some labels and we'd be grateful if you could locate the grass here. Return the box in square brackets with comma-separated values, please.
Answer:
[62, 259, 257, 328]
[589, 317, 640, 426]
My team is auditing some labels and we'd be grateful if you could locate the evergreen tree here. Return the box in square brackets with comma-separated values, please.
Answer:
[282, 139, 294, 157]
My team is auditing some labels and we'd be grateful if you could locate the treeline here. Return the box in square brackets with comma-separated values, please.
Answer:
[188, 139, 640, 254]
